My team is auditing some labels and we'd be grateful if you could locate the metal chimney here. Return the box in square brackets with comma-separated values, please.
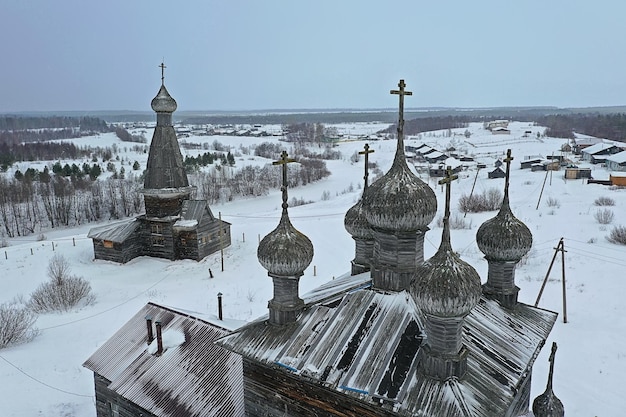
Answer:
[146, 317, 154, 344]
[155, 321, 163, 356]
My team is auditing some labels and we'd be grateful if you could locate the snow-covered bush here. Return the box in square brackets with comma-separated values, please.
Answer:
[607, 225, 626, 245]
[594, 208, 614, 225]
[0, 301, 38, 349]
[28, 255, 95, 313]
[436, 214, 472, 230]
[594, 196, 616, 206]
[546, 197, 560, 208]
[458, 188, 502, 213]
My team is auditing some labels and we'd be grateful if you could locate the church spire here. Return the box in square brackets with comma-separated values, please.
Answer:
[412, 167, 481, 380]
[141, 63, 194, 218]
[476, 149, 532, 308]
[344, 144, 375, 275]
[532, 342, 565, 417]
[361, 80, 437, 292]
[257, 152, 314, 325]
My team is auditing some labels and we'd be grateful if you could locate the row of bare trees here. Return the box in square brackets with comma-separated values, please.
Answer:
[0, 175, 143, 238]
[0, 157, 331, 238]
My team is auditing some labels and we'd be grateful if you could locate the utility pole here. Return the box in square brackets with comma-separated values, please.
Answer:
[535, 238, 568, 323]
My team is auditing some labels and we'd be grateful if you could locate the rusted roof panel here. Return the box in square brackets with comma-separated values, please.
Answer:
[87, 219, 140, 243]
[217, 280, 557, 416]
[83, 303, 244, 417]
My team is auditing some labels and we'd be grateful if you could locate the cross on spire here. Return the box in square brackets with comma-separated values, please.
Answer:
[358, 143, 375, 188]
[159, 62, 166, 85]
[503, 148, 514, 198]
[390, 79, 412, 142]
[272, 151, 297, 210]
[438, 166, 459, 221]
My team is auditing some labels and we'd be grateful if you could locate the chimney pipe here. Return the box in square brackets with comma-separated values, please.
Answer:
[155, 321, 163, 356]
[217, 292, 223, 320]
[146, 317, 154, 344]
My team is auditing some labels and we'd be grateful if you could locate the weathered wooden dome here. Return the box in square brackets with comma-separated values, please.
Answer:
[344, 195, 373, 239]
[532, 342, 565, 417]
[476, 194, 532, 262]
[258, 210, 313, 276]
[362, 151, 437, 232]
[151, 84, 177, 113]
[412, 223, 481, 317]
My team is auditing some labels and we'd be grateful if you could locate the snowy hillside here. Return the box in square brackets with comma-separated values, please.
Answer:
[1, 121, 625, 416]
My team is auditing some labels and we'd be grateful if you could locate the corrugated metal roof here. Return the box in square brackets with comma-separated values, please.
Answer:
[87, 219, 140, 243]
[218, 279, 557, 417]
[83, 303, 244, 417]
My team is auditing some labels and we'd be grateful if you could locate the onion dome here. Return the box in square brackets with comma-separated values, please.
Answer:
[476, 192, 532, 262]
[344, 193, 373, 239]
[532, 342, 565, 417]
[362, 151, 437, 232]
[412, 223, 481, 317]
[258, 210, 314, 276]
[151, 84, 177, 113]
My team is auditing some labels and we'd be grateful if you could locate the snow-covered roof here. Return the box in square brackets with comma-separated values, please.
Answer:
[218, 277, 556, 416]
[83, 303, 244, 417]
[606, 150, 626, 164]
[87, 219, 140, 243]
[582, 142, 621, 155]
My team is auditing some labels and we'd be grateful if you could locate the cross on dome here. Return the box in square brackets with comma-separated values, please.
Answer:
[159, 62, 166, 85]
[390, 79, 412, 143]
[358, 143, 375, 188]
[438, 166, 459, 222]
[272, 151, 297, 211]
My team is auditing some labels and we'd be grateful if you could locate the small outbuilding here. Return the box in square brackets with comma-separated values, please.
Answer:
[488, 167, 506, 179]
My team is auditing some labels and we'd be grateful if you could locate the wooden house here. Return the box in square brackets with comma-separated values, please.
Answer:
[429, 163, 462, 177]
[605, 151, 626, 171]
[88, 74, 231, 264]
[581, 143, 622, 164]
[488, 167, 506, 178]
[422, 150, 448, 163]
[83, 303, 244, 417]
[520, 158, 542, 169]
[491, 127, 511, 135]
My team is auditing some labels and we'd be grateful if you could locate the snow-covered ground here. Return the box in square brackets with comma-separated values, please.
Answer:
[1, 121, 625, 416]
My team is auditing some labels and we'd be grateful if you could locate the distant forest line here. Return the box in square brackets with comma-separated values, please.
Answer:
[3, 110, 626, 151]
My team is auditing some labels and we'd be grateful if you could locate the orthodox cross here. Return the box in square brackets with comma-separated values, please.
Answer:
[358, 143, 375, 188]
[273, 150, 297, 209]
[159, 62, 166, 84]
[438, 166, 459, 221]
[390, 79, 412, 141]
[503, 148, 514, 196]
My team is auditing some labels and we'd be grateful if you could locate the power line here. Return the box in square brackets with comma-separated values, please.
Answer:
[0, 355, 93, 398]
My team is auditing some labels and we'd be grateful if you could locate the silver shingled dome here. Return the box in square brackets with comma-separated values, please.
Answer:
[257, 211, 314, 276]
[362, 152, 437, 232]
[151, 84, 177, 113]
[476, 195, 532, 262]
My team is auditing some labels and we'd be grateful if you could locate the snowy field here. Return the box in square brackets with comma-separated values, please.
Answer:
[1, 121, 625, 416]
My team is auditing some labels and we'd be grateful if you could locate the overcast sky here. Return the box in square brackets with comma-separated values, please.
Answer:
[2, 0, 626, 112]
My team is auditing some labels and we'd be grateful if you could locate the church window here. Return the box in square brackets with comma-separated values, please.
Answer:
[103, 240, 114, 249]
[152, 236, 165, 247]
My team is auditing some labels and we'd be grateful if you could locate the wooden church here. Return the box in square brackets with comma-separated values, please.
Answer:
[88, 66, 231, 263]
[218, 80, 561, 417]
[84, 80, 563, 417]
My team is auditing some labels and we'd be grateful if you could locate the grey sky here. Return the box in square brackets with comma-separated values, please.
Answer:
[2, 0, 626, 112]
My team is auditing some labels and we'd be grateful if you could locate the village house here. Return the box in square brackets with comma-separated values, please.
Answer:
[605, 150, 626, 171]
[580, 142, 623, 164]
[564, 166, 592, 179]
[488, 166, 506, 178]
